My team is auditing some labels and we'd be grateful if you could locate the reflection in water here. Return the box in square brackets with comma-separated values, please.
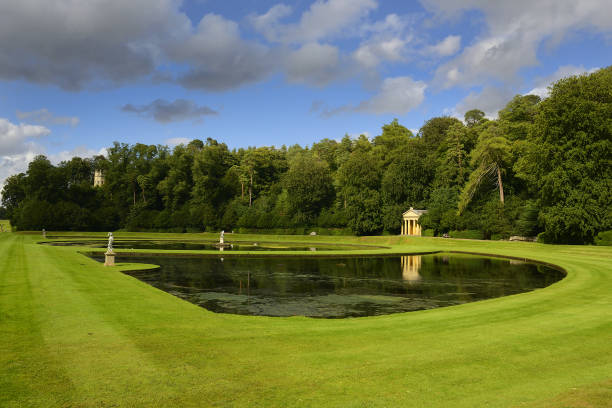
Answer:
[90, 254, 564, 318]
[401, 255, 421, 283]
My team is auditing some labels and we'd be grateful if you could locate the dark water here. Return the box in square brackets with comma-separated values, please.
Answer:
[90, 253, 564, 318]
[44, 239, 371, 251]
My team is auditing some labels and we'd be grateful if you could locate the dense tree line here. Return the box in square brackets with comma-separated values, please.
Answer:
[2, 67, 610, 243]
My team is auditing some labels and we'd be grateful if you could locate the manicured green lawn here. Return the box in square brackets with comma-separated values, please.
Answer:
[1, 232, 610, 407]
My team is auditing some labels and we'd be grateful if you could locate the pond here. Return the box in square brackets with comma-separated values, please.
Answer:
[89, 253, 564, 318]
[44, 239, 377, 251]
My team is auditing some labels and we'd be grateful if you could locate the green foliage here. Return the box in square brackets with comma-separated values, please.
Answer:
[345, 189, 383, 235]
[284, 154, 334, 219]
[458, 122, 512, 213]
[464, 109, 485, 127]
[519, 67, 612, 243]
[449, 229, 485, 239]
[514, 200, 540, 237]
[422, 228, 434, 237]
[3, 69, 611, 243]
[594, 230, 612, 246]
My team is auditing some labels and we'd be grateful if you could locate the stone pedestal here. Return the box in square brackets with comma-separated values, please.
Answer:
[104, 251, 116, 266]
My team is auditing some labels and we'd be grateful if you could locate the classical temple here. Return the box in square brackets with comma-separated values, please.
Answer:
[401, 207, 427, 236]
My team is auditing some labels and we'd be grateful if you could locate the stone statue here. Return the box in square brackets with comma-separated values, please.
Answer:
[220, 230, 225, 244]
[107, 232, 114, 253]
[42, 228, 46, 238]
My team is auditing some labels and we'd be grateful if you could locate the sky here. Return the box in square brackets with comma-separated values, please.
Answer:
[1, 0, 611, 189]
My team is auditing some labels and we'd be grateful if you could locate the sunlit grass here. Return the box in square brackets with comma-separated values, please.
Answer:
[1, 231, 611, 407]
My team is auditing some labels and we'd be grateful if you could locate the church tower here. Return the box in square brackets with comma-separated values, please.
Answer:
[94, 169, 105, 187]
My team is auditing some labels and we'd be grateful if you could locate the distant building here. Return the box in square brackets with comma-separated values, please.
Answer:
[401, 207, 427, 236]
[94, 169, 105, 187]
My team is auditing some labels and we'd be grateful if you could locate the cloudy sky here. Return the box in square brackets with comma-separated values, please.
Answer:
[1, 0, 610, 187]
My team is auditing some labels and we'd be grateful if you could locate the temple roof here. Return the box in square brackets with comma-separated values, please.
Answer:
[402, 207, 428, 217]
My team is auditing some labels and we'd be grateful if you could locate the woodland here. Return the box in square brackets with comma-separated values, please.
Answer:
[2, 67, 610, 244]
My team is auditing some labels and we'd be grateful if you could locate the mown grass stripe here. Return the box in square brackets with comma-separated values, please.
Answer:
[1, 233, 610, 407]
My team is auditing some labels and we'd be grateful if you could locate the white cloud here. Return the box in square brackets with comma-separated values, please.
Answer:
[249, 4, 293, 38]
[166, 137, 191, 147]
[16, 108, 79, 126]
[320, 76, 426, 116]
[351, 13, 412, 69]
[422, 0, 612, 89]
[121, 99, 218, 123]
[171, 13, 276, 91]
[251, 0, 378, 44]
[427, 35, 461, 57]
[0, 151, 41, 195]
[0, 118, 50, 156]
[454, 86, 515, 119]
[361, 13, 406, 35]
[0, 0, 190, 90]
[526, 65, 600, 98]
[0, 118, 106, 193]
[285, 43, 341, 85]
[358, 76, 426, 114]
[49, 146, 107, 164]
[353, 37, 406, 68]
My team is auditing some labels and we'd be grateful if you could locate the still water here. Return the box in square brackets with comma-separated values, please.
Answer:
[45, 239, 372, 251]
[92, 253, 564, 318]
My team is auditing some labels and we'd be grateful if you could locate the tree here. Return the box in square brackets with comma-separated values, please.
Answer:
[283, 154, 334, 219]
[518, 67, 612, 243]
[434, 122, 468, 188]
[464, 109, 485, 127]
[337, 150, 383, 234]
[458, 123, 512, 213]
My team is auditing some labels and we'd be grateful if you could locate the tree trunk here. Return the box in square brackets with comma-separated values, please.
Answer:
[249, 172, 253, 207]
[133, 190, 136, 207]
[241, 182, 244, 200]
[457, 141, 464, 181]
[497, 165, 504, 204]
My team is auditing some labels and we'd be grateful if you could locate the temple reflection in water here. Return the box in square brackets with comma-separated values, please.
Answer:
[401, 255, 421, 283]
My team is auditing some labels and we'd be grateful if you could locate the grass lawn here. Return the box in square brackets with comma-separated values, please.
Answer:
[1, 231, 611, 407]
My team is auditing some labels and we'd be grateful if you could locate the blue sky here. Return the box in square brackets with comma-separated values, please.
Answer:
[0, 0, 610, 187]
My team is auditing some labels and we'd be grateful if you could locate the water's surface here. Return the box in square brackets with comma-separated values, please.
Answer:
[45, 239, 371, 251]
[90, 253, 564, 318]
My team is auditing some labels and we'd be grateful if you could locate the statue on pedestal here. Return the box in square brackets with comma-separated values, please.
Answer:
[106, 232, 114, 253]
[220, 230, 225, 244]
[104, 232, 115, 266]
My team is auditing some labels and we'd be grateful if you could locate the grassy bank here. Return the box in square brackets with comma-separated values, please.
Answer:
[1, 232, 611, 407]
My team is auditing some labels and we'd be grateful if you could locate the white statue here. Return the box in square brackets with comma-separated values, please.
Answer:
[107, 232, 114, 253]
[220, 230, 225, 244]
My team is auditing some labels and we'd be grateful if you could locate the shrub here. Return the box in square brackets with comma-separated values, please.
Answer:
[449, 230, 484, 239]
[594, 230, 612, 246]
